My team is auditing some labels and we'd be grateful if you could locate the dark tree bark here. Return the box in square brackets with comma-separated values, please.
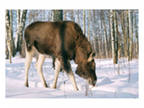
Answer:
[114, 11, 119, 63]
[53, 10, 63, 21]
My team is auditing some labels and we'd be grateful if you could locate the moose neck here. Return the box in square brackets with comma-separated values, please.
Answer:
[74, 36, 92, 65]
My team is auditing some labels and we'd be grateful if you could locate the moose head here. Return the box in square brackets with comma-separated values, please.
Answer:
[76, 52, 97, 86]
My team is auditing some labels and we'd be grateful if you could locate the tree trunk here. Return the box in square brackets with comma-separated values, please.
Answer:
[114, 11, 118, 63]
[88, 10, 91, 41]
[9, 10, 16, 57]
[110, 10, 118, 64]
[53, 10, 63, 21]
[110, 10, 115, 63]
[16, 10, 27, 56]
[108, 11, 112, 58]
[128, 10, 133, 61]
[71, 10, 75, 21]
[5, 10, 12, 63]
[63, 10, 67, 20]
[15, 10, 20, 50]
[120, 11, 128, 57]
[83, 10, 86, 34]
[135, 11, 138, 57]
[101, 10, 109, 58]
[77, 10, 80, 25]
[5, 10, 9, 59]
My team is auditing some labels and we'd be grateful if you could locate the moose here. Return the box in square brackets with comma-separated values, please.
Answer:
[24, 21, 97, 91]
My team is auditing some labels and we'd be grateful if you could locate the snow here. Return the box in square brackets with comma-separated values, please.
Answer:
[6, 56, 138, 98]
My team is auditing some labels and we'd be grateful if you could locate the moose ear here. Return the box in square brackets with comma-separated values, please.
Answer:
[88, 52, 95, 62]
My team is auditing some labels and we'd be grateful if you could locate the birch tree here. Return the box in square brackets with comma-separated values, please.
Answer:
[15, 10, 27, 54]
[101, 10, 109, 58]
[63, 10, 67, 20]
[110, 10, 118, 64]
[128, 10, 133, 61]
[88, 10, 91, 41]
[135, 11, 139, 57]
[110, 10, 115, 63]
[83, 10, 86, 34]
[70, 10, 75, 21]
[15, 10, 20, 50]
[77, 10, 80, 24]
[5, 10, 13, 63]
[9, 10, 16, 57]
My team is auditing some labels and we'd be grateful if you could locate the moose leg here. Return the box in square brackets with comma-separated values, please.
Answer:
[66, 68, 79, 91]
[25, 49, 34, 87]
[36, 54, 48, 88]
[52, 58, 61, 89]
[62, 60, 79, 91]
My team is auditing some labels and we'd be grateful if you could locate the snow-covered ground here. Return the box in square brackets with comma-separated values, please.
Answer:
[5, 56, 138, 98]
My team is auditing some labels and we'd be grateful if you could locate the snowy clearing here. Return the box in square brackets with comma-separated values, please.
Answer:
[6, 56, 138, 98]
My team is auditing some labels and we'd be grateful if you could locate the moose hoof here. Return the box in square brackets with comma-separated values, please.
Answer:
[52, 85, 57, 89]
[44, 83, 48, 88]
[25, 83, 29, 87]
[75, 87, 79, 91]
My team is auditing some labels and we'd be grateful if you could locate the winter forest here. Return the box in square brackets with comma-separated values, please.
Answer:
[5, 10, 138, 98]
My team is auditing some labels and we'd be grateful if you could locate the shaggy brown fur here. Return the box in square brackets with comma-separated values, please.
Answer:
[24, 21, 97, 86]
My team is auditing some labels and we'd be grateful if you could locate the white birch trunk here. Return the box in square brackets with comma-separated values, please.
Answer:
[16, 10, 27, 53]
[128, 10, 133, 61]
[88, 10, 91, 41]
[110, 10, 115, 63]
[5, 10, 12, 63]
[15, 10, 20, 49]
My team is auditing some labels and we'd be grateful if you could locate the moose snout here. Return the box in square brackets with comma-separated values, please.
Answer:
[88, 78, 97, 87]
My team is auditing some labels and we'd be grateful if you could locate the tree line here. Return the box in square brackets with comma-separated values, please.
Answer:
[5, 10, 138, 64]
